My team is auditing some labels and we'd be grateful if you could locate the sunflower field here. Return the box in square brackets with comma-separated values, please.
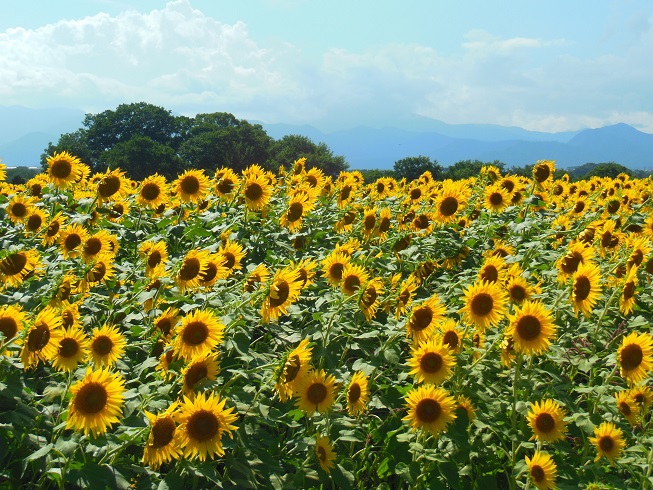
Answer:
[1, 154, 653, 489]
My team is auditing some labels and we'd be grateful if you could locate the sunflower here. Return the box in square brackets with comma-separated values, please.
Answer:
[173, 309, 225, 361]
[290, 259, 317, 289]
[214, 167, 241, 197]
[82, 230, 116, 263]
[615, 390, 640, 426]
[408, 338, 455, 385]
[590, 422, 625, 464]
[66, 367, 126, 437]
[335, 208, 358, 233]
[315, 435, 336, 474]
[340, 263, 369, 296]
[460, 280, 508, 332]
[629, 385, 652, 412]
[52, 326, 90, 372]
[527, 399, 568, 443]
[505, 301, 556, 356]
[524, 451, 557, 490]
[89, 324, 126, 368]
[411, 211, 434, 234]
[137, 174, 169, 209]
[280, 191, 313, 232]
[618, 331, 653, 385]
[322, 251, 351, 287]
[140, 240, 169, 277]
[478, 255, 506, 284]
[219, 239, 246, 276]
[46, 151, 83, 188]
[95, 168, 128, 203]
[0, 162, 5, 181]
[295, 369, 337, 415]
[532, 160, 556, 186]
[556, 242, 595, 281]
[346, 371, 370, 416]
[619, 265, 638, 316]
[261, 267, 302, 323]
[244, 263, 271, 293]
[0, 249, 41, 289]
[242, 172, 273, 211]
[0, 304, 28, 352]
[403, 385, 457, 436]
[143, 402, 183, 469]
[176, 391, 238, 461]
[24, 208, 48, 235]
[505, 275, 539, 304]
[406, 295, 447, 344]
[59, 223, 90, 259]
[359, 278, 384, 321]
[199, 253, 228, 288]
[455, 395, 476, 424]
[82, 257, 115, 290]
[274, 338, 313, 402]
[6, 195, 34, 224]
[20, 307, 64, 369]
[171, 169, 210, 204]
[375, 207, 393, 239]
[152, 307, 180, 339]
[181, 352, 220, 397]
[434, 182, 467, 224]
[484, 184, 511, 213]
[570, 262, 602, 318]
[176, 249, 210, 293]
[437, 318, 463, 353]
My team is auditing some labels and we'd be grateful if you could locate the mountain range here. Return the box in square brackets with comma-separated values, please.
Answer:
[1, 105, 652, 171]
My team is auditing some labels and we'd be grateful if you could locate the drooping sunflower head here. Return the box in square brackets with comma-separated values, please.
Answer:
[524, 450, 558, 490]
[403, 384, 457, 436]
[527, 399, 568, 443]
[618, 331, 653, 385]
[66, 367, 126, 437]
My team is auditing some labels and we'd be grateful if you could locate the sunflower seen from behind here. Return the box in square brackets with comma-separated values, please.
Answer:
[403, 385, 457, 437]
[618, 331, 653, 385]
[524, 451, 557, 490]
[66, 367, 125, 437]
[176, 391, 238, 461]
[143, 402, 183, 469]
[408, 337, 455, 385]
[527, 399, 568, 443]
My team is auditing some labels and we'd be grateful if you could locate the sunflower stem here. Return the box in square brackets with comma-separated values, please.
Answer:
[510, 352, 523, 472]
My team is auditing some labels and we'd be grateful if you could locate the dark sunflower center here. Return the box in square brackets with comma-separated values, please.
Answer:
[516, 315, 542, 341]
[343, 211, 356, 225]
[573, 276, 591, 301]
[410, 188, 422, 200]
[148, 251, 162, 269]
[201, 262, 219, 283]
[510, 284, 526, 302]
[182, 322, 209, 346]
[420, 352, 443, 373]
[534, 165, 550, 182]
[287, 202, 304, 222]
[440, 196, 459, 217]
[27, 214, 43, 231]
[156, 318, 172, 336]
[141, 183, 161, 201]
[216, 179, 235, 195]
[574, 201, 585, 213]
[30, 183, 43, 196]
[88, 262, 107, 282]
[343, 275, 361, 294]
[621, 344, 643, 371]
[471, 293, 493, 316]
[623, 281, 635, 300]
[535, 412, 555, 433]
[348, 383, 362, 404]
[599, 435, 614, 453]
[151, 417, 175, 447]
[47, 221, 61, 237]
[64, 233, 82, 251]
[27, 324, 50, 352]
[410, 307, 433, 332]
[619, 402, 631, 416]
[84, 238, 102, 257]
[223, 252, 236, 270]
[530, 465, 545, 483]
[415, 398, 441, 423]
[283, 355, 301, 383]
[443, 331, 459, 350]
[269, 281, 290, 308]
[179, 257, 201, 281]
[502, 180, 515, 193]
[414, 214, 430, 230]
[187, 410, 219, 442]
[561, 252, 582, 274]
[307, 382, 328, 405]
[364, 214, 376, 231]
[11, 203, 28, 219]
[606, 200, 620, 214]
[339, 185, 352, 201]
[98, 176, 121, 198]
[630, 250, 644, 267]
[379, 216, 391, 233]
[511, 192, 522, 204]
[245, 182, 263, 201]
[185, 363, 208, 388]
[75, 382, 108, 414]
[489, 192, 504, 206]
[317, 445, 327, 462]
[329, 263, 344, 281]
[62, 310, 75, 328]
[0, 317, 18, 339]
[399, 290, 411, 305]
[59, 338, 80, 358]
[361, 286, 378, 308]
[0, 253, 26, 276]
[93, 335, 114, 356]
[181, 176, 200, 196]
[481, 265, 499, 283]
[51, 159, 72, 179]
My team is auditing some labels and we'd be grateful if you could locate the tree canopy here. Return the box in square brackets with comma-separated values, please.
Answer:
[393, 156, 443, 182]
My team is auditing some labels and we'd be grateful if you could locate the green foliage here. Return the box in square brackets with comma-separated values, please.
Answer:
[359, 169, 396, 183]
[5, 166, 39, 184]
[268, 134, 349, 177]
[444, 159, 505, 180]
[393, 156, 443, 181]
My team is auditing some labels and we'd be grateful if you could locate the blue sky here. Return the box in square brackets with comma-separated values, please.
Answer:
[1, 0, 652, 132]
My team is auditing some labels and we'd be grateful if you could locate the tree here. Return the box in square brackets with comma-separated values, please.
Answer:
[443, 159, 505, 180]
[268, 135, 349, 177]
[580, 162, 633, 180]
[393, 156, 443, 182]
[40, 130, 93, 170]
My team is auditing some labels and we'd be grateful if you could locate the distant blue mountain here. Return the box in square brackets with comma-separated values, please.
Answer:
[2, 105, 652, 171]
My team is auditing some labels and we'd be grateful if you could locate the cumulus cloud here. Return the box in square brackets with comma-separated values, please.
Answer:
[1, 0, 653, 133]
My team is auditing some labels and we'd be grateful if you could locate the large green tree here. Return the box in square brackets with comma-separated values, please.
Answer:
[393, 156, 443, 182]
[268, 135, 349, 177]
[443, 159, 505, 180]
